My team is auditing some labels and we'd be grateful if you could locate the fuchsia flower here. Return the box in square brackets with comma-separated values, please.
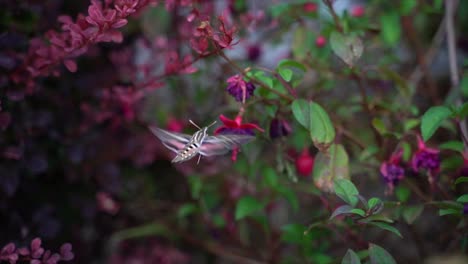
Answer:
[226, 74, 255, 102]
[380, 150, 405, 193]
[411, 135, 440, 176]
[214, 115, 263, 136]
[214, 115, 264, 161]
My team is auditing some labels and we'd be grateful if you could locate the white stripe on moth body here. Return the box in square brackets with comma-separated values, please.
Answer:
[149, 119, 256, 164]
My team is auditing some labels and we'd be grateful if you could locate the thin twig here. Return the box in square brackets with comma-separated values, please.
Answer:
[409, 17, 446, 87]
[445, 0, 468, 150]
[322, 0, 343, 32]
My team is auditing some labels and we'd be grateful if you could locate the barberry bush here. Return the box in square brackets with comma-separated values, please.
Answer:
[1, 0, 468, 263]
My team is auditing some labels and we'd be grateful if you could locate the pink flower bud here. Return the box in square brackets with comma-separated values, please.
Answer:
[295, 148, 314, 177]
[351, 5, 365, 17]
[315, 35, 326, 47]
[304, 2, 318, 13]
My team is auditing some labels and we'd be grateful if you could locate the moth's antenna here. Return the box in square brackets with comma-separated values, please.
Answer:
[206, 120, 217, 128]
[197, 154, 202, 164]
[189, 119, 202, 130]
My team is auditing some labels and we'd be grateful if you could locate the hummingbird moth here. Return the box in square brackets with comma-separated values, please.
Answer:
[149, 120, 255, 163]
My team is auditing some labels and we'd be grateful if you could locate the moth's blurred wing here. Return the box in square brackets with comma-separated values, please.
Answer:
[148, 126, 190, 154]
[199, 134, 255, 157]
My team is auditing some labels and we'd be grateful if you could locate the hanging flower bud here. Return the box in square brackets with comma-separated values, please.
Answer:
[226, 74, 256, 103]
[316, 36, 326, 47]
[295, 148, 314, 177]
[380, 149, 405, 194]
[350, 5, 365, 17]
[303, 2, 318, 13]
[269, 118, 292, 139]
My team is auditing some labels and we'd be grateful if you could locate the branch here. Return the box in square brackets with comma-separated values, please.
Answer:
[445, 0, 468, 150]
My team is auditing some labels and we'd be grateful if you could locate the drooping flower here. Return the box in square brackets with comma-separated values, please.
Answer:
[214, 115, 263, 161]
[269, 118, 292, 139]
[295, 148, 314, 177]
[214, 114, 264, 136]
[464, 204, 468, 215]
[380, 149, 405, 193]
[226, 74, 255, 103]
[411, 135, 440, 176]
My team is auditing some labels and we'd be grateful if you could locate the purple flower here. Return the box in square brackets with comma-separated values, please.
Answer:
[269, 118, 292, 139]
[380, 150, 405, 193]
[411, 135, 440, 175]
[464, 204, 468, 215]
[226, 74, 255, 103]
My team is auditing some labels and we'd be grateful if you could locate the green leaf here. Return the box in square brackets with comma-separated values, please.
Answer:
[330, 205, 354, 220]
[439, 140, 464, 152]
[441, 155, 464, 171]
[369, 244, 397, 264]
[278, 59, 307, 72]
[460, 75, 468, 97]
[401, 142, 412, 162]
[395, 186, 411, 202]
[454, 177, 468, 185]
[369, 222, 403, 238]
[456, 194, 468, 203]
[235, 196, 264, 220]
[309, 102, 336, 146]
[281, 224, 312, 245]
[402, 205, 424, 224]
[421, 105, 453, 141]
[291, 99, 311, 129]
[334, 178, 359, 206]
[263, 167, 278, 187]
[342, 249, 361, 264]
[380, 12, 401, 46]
[350, 208, 366, 217]
[457, 102, 468, 118]
[403, 118, 420, 132]
[314, 144, 350, 193]
[439, 208, 462, 216]
[400, 0, 417, 15]
[177, 203, 197, 219]
[359, 145, 379, 161]
[279, 68, 293, 82]
[330, 32, 363, 67]
[372, 118, 387, 135]
[368, 198, 382, 210]
[429, 200, 464, 210]
[292, 26, 313, 59]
